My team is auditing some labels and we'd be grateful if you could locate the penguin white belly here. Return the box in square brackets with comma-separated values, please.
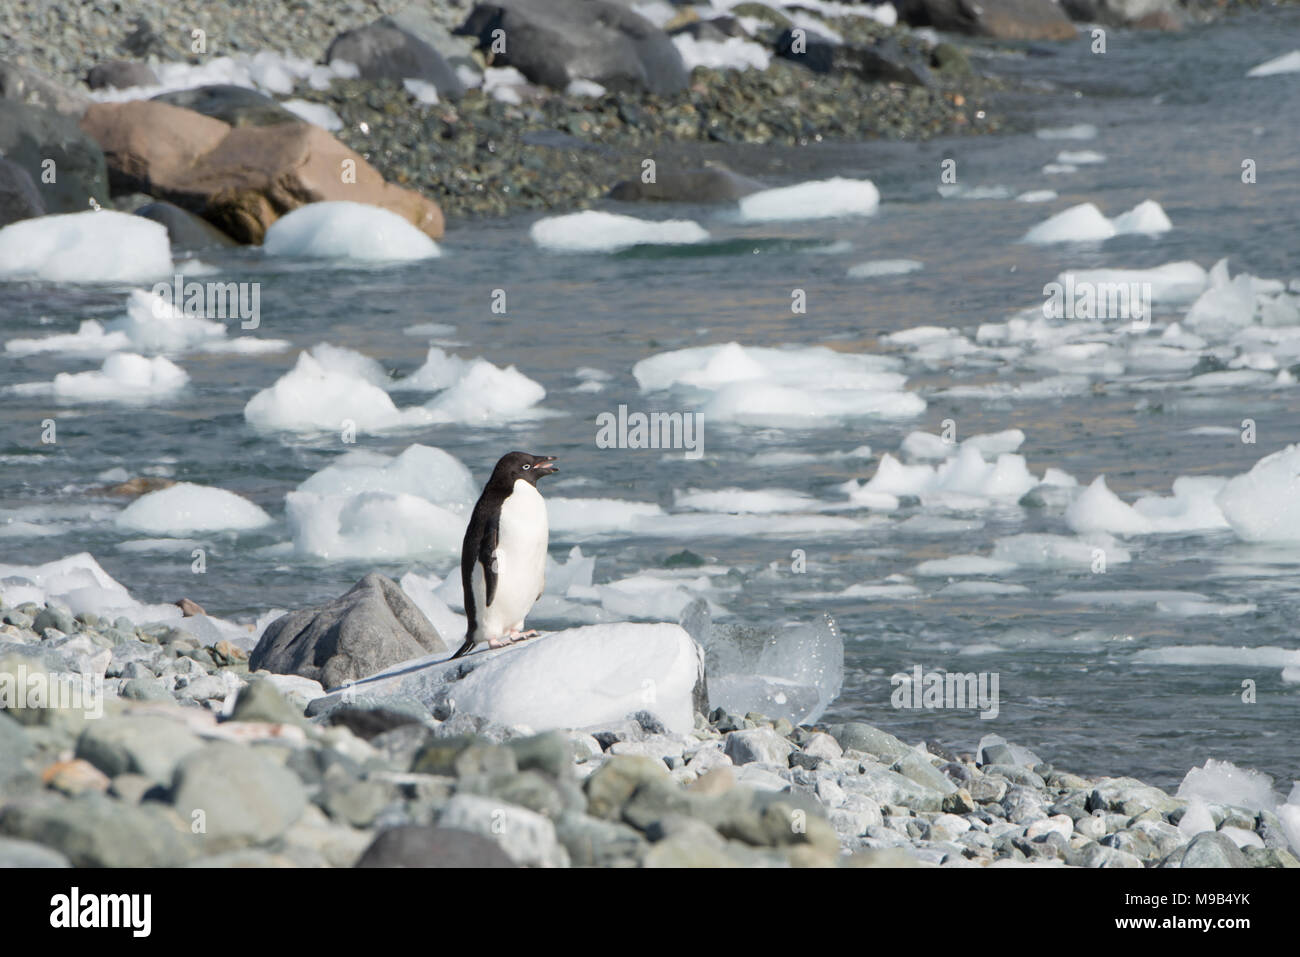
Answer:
[475, 479, 548, 639]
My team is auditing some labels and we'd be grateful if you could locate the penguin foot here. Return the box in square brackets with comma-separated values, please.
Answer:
[507, 628, 540, 640]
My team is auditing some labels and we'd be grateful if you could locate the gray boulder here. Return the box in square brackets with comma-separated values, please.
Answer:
[1060, 0, 1182, 27]
[775, 29, 937, 87]
[86, 60, 160, 91]
[609, 165, 765, 203]
[355, 825, 518, 866]
[170, 742, 307, 851]
[135, 201, 238, 250]
[0, 61, 90, 116]
[456, 0, 689, 95]
[1172, 831, 1250, 868]
[0, 101, 110, 214]
[151, 84, 300, 127]
[893, 0, 1078, 41]
[0, 157, 44, 227]
[0, 793, 194, 867]
[250, 573, 448, 689]
[327, 18, 466, 98]
[75, 713, 204, 784]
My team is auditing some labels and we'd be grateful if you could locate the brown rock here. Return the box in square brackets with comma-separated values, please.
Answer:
[43, 758, 111, 796]
[1133, 9, 1181, 29]
[80, 100, 444, 243]
[175, 598, 206, 617]
[102, 476, 177, 498]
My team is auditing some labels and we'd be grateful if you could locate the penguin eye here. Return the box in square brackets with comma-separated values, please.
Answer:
[522, 464, 531, 470]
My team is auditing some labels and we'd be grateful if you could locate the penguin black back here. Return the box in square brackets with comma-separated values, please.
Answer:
[453, 451, 559, 659]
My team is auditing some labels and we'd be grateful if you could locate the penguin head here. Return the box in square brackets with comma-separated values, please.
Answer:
[491, 451, 559, 487]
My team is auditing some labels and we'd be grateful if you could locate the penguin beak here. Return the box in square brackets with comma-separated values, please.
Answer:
[534, 456, 558, 475]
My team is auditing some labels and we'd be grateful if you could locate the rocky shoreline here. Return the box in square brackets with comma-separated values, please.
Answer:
[0, 0, 1260, 227]
[2, 594, 1294, 868]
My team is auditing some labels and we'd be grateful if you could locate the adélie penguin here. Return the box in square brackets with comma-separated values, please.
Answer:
[451, 451, 559, 659]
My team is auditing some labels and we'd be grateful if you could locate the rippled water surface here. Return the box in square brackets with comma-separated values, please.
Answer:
[3, 10, 1299, 790]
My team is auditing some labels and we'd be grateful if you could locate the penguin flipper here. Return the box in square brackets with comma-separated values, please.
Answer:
[478, 510, 500, 607]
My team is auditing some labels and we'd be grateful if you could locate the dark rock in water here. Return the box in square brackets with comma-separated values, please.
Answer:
[86, 60, 159, 91]
[1060, 0, 1182, 28]
[151, 84, 300, 127]
[326, 18, 465, 99]
[0, 61, 90, 116]
[135, 200, 238, 250]
[457, 0, 689, 95]
[930, 42, 973, 76]
[776, 29, 937, 88]
[250, 573, 448, 689]
[355, 825, 518, 867]
[0, 101, 109, 214]
[0, 158, 45, 227]
[895, 0, 1078, 41]
[609, 166, 764, 203]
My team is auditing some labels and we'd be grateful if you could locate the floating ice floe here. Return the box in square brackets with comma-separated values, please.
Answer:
[0, 552, 184, 624]
[116, 483, 273, 535]
[530, 210, 708, 252]
[263, 201, 440, 261]
[5, 289, 288, 358]
[1246, 50, 1300, 77]
[245, 348, 429, 433]
[286, 445, 476, 561]
[1064, 475, 1231, 536]
[1016, 190, 1058, 203]
[0, 211, 172, 284]
[1021, 200, 1172, 244]
[633, 341, 923, 425]
[843, 434, 1061, 511]
[390, 347, 547, 423]
[244, 344, 545, 434]
[936, 184, 1013, 201]
[1216, 444, 1300, 543]
[11, 352, 190, 403]
[1056, 150, 1106, 165]
[847, 259, 923, 279]
[1035, 124, 1097, 140]
[737, 177, 880, 223]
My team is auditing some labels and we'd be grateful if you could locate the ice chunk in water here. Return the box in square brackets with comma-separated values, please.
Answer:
[1216, 444, 1300, 542]
[738, 177, 880, 223]
[0, 210, 172, 283]
[117, 482, 273, 534]
[682, 600, 844, 726]
[263, 201, 439, 261]
[530, 210, 708, 252]
[1177, 758, 1279, 812]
